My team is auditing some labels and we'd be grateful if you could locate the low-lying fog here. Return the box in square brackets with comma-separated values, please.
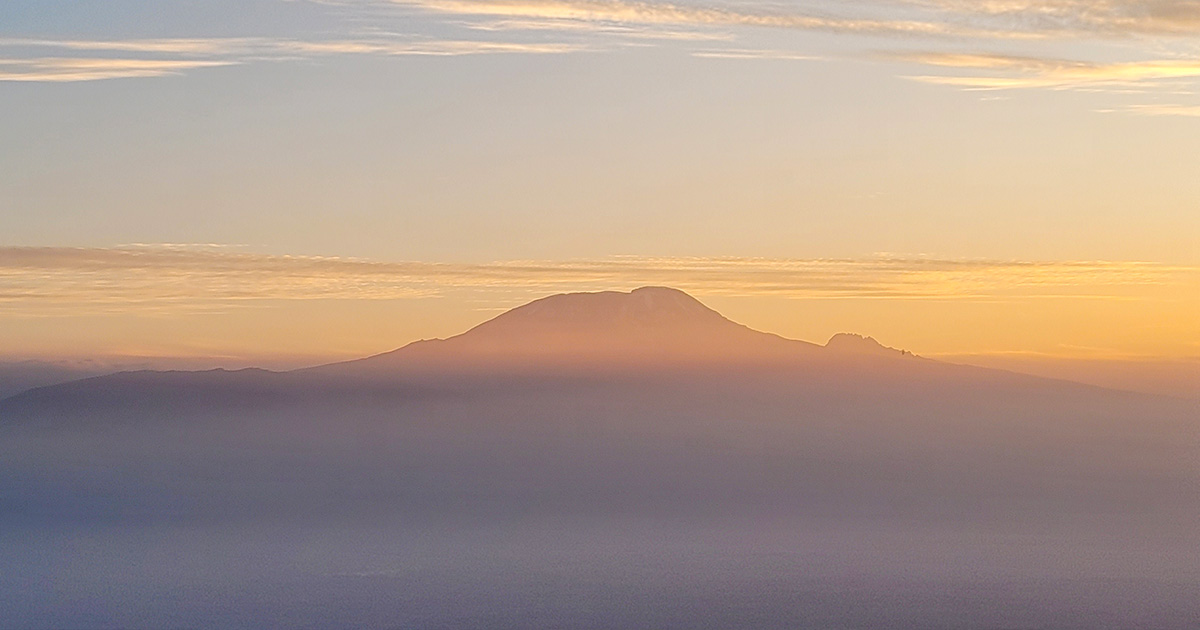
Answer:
[2, 366, 1197, 629]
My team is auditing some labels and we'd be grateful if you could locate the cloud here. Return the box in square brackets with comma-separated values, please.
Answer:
[895, 51, 1200, 90]
[691, 49, 821, 61]
[0, 36, 581, 82]
[461, 17, 733, 40]
[1, 246, 1194, 315]
[901, 0, 1200, 36]
[0, 36, 584, 59]
[0, 57, 237, 82]
[1121, 102, 1200, 115]
[4, 1, 1200, 108]
[384, 0, 1200, 107]
[391, 0, 994, 38]
[280, 39, 580, 55]
[0, 37, 269, 56]
[387, 0, 1200, 39]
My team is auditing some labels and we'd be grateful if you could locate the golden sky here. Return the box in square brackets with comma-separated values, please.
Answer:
[1, 1, 1198, 364]
[1, 246, 1196, 363]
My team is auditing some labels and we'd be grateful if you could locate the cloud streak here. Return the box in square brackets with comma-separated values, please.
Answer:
[391, 0, 1200, 38]
[1, 246, 1194, 315]
[384, 0, 1200, 109]
[392, 0, 1007, 38]
[4, 1, 1200, 110]
[897, 51, 1200, 90]
[0, 36, 582, 82]
[1121, 102, 1200, 115]
[901, 0, 1200, 36]
[0, 57, 237, 82]
[691, 48, 820, 61]
[375, 0, 1200, 112]
[461, 16, 733, 41]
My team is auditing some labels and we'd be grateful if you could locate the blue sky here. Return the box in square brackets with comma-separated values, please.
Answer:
[4, 1, 1200, 261]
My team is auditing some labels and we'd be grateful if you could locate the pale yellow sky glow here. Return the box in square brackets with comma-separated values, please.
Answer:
[1, 246, 1192, 304]
[2, 246, 1195, 363]
[1, 1, 1198, 373]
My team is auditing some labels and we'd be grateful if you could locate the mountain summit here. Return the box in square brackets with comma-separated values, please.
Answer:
[328, 287, 820, 371]
[467, 287, 734, 338]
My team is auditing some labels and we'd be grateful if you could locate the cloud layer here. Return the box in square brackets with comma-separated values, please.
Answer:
[1, 246, 1193, 315]
[903, 0, 1200, 36]
[393, 0, 1200, 38]
[392, 0, 983, 37]
[897, 51, 1200, 90]
[5, 2, 1200, 114]
[2, 0, 1200, 124]
[0, 57, 238, 82]
[0, 35, 582, 82]
[388, 0, 1200, 110]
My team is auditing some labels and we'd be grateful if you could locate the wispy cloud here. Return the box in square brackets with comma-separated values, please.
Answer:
[0, 57, 237, 82]
[5, 0, 1200, 110]
[389, 0, 1200, 39]
[277, 38, 581, 55]
[897, 51, 1200, 90]
[1, 246, 1194, 315]
[391, 0, 1000, 38]
[900, 0, 1200, 36]
[461, 17, 733, 41]
[0, 37, 268, 55]
[0, 36, 581, 82]
[691, 49, 820, 61]
[1120, 102, 1200, 116]
[384, 0, 1200, 109]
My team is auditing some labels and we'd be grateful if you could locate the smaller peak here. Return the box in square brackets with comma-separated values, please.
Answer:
[827, 333, 882, 348]
[825, 333, 912, 357]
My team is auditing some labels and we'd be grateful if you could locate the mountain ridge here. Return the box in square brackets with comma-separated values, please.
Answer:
[311, 287, 824, 373]
[0, 287, 1170, 411]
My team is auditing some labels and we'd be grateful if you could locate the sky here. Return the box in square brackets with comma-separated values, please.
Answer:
[1, 0, 1198, 366]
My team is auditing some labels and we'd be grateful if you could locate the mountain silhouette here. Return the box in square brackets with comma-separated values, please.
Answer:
[0, 286, 1142, 412]
[2, 288, 1197, 629]
[824, 333, 911, 357]
[313, 287, 827, 375]
[1, 285, 1160, 429]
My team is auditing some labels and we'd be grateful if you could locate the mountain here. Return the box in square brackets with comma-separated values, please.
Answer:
[4, 286, 1075, 416]
[312, 286, 821, 375]
[1, 287, 1197, 628]
[0, 287, 1137, 414]
[824, 332, 912, 357]
[0, 359, 111, 399]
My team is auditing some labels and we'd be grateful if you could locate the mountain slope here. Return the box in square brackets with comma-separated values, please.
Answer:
[2, 288, 1197, 629]
[312, 286, 822, 375]
[0, 287, 1159, 415]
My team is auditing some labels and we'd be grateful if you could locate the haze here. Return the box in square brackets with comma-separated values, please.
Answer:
[2, 1, 1199, 627]
[3, 288, 1198, 627]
